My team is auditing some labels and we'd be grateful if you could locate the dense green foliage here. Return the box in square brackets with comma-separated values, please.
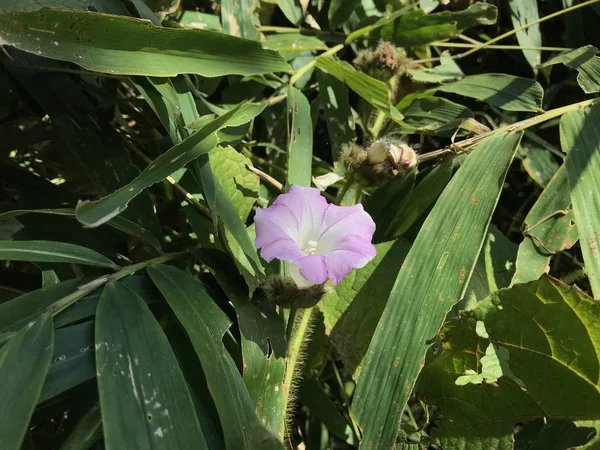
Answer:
[1, 0, 600, 449]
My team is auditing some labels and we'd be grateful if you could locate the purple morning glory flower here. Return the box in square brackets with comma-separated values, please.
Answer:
[255, 185, 376, 287]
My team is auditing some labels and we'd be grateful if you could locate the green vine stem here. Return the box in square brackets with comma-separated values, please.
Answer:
[418, 97, 599, 165]
[281, 307, 314, 444]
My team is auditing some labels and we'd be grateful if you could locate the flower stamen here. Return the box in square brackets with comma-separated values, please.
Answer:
[303, 239, 319, 255]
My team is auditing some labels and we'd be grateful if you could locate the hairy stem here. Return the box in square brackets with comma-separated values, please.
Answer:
[281, 308, 314, 443]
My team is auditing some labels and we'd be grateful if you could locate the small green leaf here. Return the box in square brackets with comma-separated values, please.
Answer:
[263, 34, 327, 57]
[436, 74, 544, 112]
[221, 0, 260, 40]
[276, 0, 303, 25]
[315, 56, 393, 114]
[0, 314, 54, 450]
[0, 9, 290, 77]
[523, 164, 578, 254]
[287, 87, 313, 187]
[520, 142, 560, 187]
[511, 237, 551, 286]
[60, 403, 102, 450]
[509, 0, 541, 71]
[560, 103, 600, 297]
[0, 278, 84, 335]
[96, 281, 208, 449]
[39, 320, 95, 402]
[540, 45, 600, 94]
[210, 146, 259, 221]
[317, 69, 355, 171]
[0, 240, 119, 269]
[399, 97, 472, 135]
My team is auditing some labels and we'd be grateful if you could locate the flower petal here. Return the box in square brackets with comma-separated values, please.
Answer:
[254, 205, 300, 249]
[259, 237, 305, 262]
[294, 254, 328, 285]
[273, 185, 328, 247]
[317, 203, 376, 253]
[324, 235, 376, 284]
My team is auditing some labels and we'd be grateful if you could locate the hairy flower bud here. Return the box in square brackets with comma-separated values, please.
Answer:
[261, 276, 327, 309]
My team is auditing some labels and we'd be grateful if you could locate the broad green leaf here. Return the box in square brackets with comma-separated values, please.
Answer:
[458, 225, 518, 312]
[0, 278, 83, 335]
[54, 276, 162, 328]
[523, 164, 578, 254]
[147, 264, 282, 449]
[221, 0, 260, 40]
[287, 87, 313, 187]
[407, 51, 464, 83]
[178, 11, 222, 32]
[192, 248, 287, 439]
[436, 74, 543, 112]
[39, 320, 95, 402]
[210, 146, 259, 221]
[540, 45, 600, 94]
[319, 240, 412, 377]
[417, 276, 600, 448]
[515, 419, 597, 450]
[509, 0, 541, 71]
[263, 34, 327, 58]
[60, 403, 102, 450]
[0, 314, 54, 450]
[385, 159, 453, 240]
[95, 281, 208, 449]
[317, 69, 355, 172]
[0, 0, 129, 14]
[202, 153, 265, 281]
[0, 9, 290, 77]
[364, 171, 416, 237]
[329, 0, 359, 28]
[76, 102, 244, 228]
[346, 3, 497, 46]
[520, 141, 560, 187]
[399, 97, 472, 135]
[560, 104, 600, 297]
[276, 0, 303, 25]
[315, 56, 393, 114]
[0, 240, 119, 269]
[511, 237, 551, 285]
[352, 131, 522, 448]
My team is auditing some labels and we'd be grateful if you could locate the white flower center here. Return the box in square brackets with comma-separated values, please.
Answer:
[303, 239, 319, 255]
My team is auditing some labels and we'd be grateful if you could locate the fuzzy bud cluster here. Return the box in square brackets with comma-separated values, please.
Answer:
[354, 41, 409, 82]
[342, 138, 417, 185]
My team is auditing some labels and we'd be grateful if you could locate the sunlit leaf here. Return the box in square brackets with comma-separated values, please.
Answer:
[352, 131, 522, 448]
[0, 9, 290, 76]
